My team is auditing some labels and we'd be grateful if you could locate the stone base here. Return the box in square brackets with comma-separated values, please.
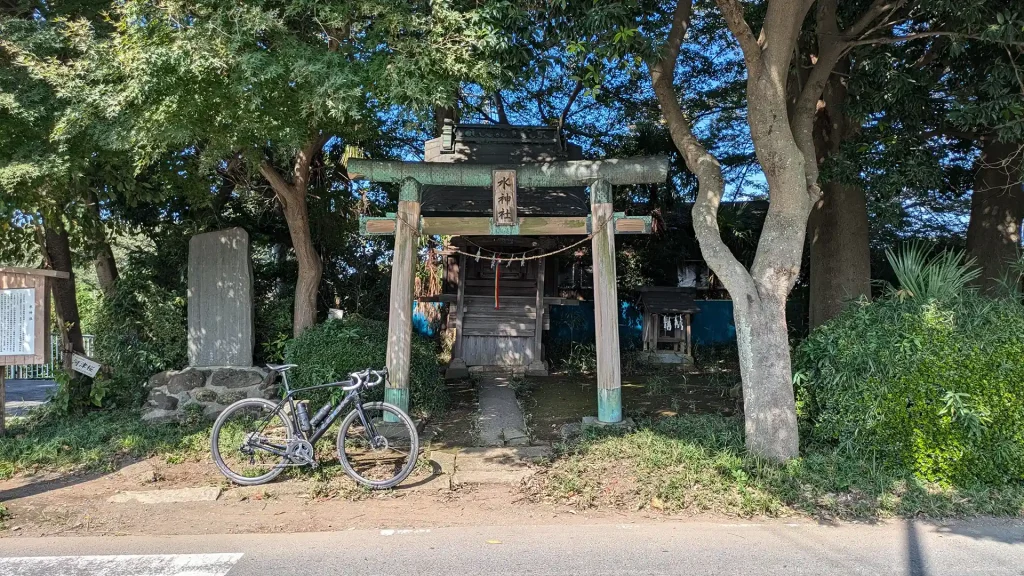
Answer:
[445, 358, 469, 380]
[468, 365, 516, 374]
[525, 360, 549, 377]
[648, 350, 693, 364]
[582, 416, 635, 430]
[142, 366, 274, 423]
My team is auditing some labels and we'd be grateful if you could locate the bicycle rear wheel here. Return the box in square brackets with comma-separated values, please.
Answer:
[336, 402, 419, 489]
[211, 398, 293, 486]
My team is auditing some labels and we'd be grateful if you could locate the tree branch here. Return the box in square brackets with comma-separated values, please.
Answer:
[714, 0, 762, 71]
[293, 134, 329, 194]
[259, 161, 295, 209]
[844, 0, 904, 40]
[844, 31, 951, 47]
[791, 0, 846, 194]
[558, 80, 585, 132]
[1007, 46, 1024, 97]
[458, 94, 500, 124]
[650, 0, 760, 299]
[494, 91, 510, 125]
[760, 0, 816, 83]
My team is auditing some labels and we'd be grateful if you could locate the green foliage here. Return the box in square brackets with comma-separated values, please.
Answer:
[0, 409, 210, 480]
[553, 341, 597, 375]
[794, 293, 1024, 486]
[284, 316, 446, 417]
[885, 243, 981, 301]
[255, 295, 293, 364]
[92, 273, 187, 407]
[545, 415, 1024, 518]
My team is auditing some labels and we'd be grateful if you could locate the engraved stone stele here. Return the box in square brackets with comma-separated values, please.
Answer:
[187, 227, 255, 367]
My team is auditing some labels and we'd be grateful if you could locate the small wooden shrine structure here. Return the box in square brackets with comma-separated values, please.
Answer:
[352, 121, 668, 425]
[639, 286, 698, 364]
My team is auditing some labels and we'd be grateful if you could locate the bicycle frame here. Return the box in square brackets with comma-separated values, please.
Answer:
[247, 370, 380, 460]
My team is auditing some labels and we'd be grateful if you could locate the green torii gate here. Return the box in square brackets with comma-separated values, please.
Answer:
[349, 156, 669, 425]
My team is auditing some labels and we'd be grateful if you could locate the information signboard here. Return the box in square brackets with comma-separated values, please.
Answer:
[0, 287, 36, 356]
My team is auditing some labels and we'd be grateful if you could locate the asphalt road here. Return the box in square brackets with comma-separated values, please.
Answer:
[2, 379, 55, 416]
[1, 520, 1022, 575]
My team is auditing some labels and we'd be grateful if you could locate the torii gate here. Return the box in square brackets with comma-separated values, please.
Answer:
[350, 156, 669, 425]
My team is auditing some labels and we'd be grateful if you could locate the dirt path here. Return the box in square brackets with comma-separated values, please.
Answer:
[0, 454, 677, 538]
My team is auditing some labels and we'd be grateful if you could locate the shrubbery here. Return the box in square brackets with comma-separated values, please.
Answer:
[794, 293, 1024, 486]
[91, 274, 188, 407]
[284, 315, 446, 416]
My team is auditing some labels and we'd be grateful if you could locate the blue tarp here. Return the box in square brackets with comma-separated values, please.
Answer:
[412, 299, 787, 347]
[547, 300, 739, 349]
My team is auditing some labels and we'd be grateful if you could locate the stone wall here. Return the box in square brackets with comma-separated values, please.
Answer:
[143, 366, 275, 423]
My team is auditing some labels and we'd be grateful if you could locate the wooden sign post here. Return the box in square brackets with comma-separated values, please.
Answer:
[0, 267, 69, 435]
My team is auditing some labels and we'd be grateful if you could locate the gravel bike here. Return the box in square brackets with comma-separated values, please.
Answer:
[210, 365, 419, 489]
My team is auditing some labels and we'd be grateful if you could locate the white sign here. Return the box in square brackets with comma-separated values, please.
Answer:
[0, 287, 36, 356]
[71, 353, 101, 378]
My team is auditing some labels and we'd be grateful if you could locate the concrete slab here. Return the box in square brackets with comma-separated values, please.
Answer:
[3, 379, 56, 416]
[428, 450, 457, 475]
[476, 373, 529, 447]
[452, 470, 535, 485]
[582, 416, 636, 430]
[455, 446, 551, 470]
[451, 446, 551, 486]
[107, 487, 222, 504]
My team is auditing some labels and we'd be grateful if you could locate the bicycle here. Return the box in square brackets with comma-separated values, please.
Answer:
[209, 364, 419, 490]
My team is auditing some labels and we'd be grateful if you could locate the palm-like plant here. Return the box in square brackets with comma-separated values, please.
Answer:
[885, 242, 980, 301]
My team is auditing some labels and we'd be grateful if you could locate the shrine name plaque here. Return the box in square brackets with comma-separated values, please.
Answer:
[492, 169, 518, 226]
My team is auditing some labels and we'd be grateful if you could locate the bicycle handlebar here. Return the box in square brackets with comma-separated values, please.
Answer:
[342, 367, 388, 390]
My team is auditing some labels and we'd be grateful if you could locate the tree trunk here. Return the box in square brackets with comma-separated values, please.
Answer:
[259, 137, 327, 337]
[966, 140, 1023, 295]
[85, 190, 119, 294]
[434, 105, 458, 136]
[806, 53, 872, 328]
[282, 193, 322, 337]
[43, 222, 85, 357]
[94, 243, 118, 295]
[808, 180, 871, 327]
[734, 295, 799, 459]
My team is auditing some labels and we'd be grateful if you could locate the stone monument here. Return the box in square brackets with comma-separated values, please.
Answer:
[143, 228, 273, 423]
[187, 227, 255, 367]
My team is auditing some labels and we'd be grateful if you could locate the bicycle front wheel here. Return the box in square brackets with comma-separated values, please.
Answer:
[211, 398, 293, 486]
[336, 402, 419, 489]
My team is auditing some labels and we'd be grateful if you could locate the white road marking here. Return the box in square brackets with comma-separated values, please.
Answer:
[0, 553, 243, 576]
[380, 528, 431, 536]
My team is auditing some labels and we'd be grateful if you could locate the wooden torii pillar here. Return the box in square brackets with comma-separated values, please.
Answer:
[383, 178, 421, 418]
[350, 157, 668, 424]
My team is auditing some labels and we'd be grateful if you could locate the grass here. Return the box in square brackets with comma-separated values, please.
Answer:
[542, 415, 1024, 519]
[0, 408, 211, 480]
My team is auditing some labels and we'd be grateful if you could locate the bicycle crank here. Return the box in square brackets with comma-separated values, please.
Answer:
[285, 439, 316, 465]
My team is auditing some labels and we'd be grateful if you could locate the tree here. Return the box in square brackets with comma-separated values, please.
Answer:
[1, 2, 114, 397]
[945, 7, 1024, 292]
[820, 2, 1024, 299]
[807, 53, 871, 328]
[965, 140, 1023, 293]
[29, 0, 499, 336]
[647, 0, 951, 460]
